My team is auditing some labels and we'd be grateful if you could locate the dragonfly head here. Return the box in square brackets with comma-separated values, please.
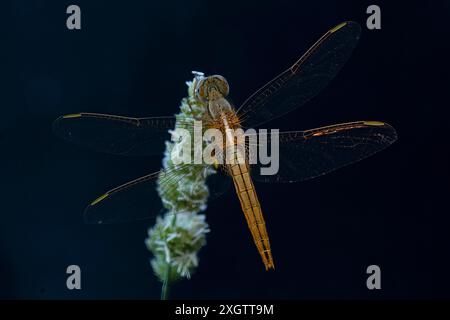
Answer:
[195, 75, 231, 119]
[195, 75, 229, 103]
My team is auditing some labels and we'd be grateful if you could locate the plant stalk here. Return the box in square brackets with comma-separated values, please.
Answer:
[160, 214, 177, 300]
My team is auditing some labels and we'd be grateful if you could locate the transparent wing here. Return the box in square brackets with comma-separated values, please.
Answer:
[237, 21, 361, 128]
[83, 164, 230, 224]
[206, 167, 233, 198]
[53, 112, 177, 156]
[249, 121, 397, 183]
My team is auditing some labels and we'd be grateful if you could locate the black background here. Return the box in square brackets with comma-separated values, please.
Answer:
[1, 0, 449, 299]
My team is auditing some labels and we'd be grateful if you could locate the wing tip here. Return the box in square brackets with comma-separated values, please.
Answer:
[90, 193, 109, 206]
[329, 21, 362, 37]
[363, 121, 386, 126]
[52, 113, 82, 134]
[364, 121, 398, 143]
[83, 206, 103, 224]
[62, 113, 83, 119]
[330, 22, 348, 33]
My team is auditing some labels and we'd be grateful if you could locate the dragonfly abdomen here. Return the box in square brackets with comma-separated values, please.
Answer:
[228, 162, 274, 270]
[217, 110, 274, 270]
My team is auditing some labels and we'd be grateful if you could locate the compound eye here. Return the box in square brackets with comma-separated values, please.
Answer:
[211, 75, 229, 97]
[194, 78, 208, 103]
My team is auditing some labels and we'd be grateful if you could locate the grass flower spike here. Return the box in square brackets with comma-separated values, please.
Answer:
[145, 71, 215, 299]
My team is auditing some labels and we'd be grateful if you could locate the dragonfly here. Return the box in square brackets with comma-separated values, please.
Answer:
[53, 21, 397, 270]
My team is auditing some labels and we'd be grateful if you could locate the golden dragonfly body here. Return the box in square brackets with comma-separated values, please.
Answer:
[197, 75, 274, 269]
[53, 22, 397, 270]
[229, 161, 274, 269]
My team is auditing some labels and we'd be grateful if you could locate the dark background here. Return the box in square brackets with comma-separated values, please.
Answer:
[1, 0, 449, 299]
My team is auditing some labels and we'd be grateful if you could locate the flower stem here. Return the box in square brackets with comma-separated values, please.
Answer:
[160, 214, 178, 300]
[161, 266, 170, 300]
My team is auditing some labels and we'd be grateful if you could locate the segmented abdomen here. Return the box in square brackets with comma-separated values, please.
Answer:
[228, 162, 274, 270]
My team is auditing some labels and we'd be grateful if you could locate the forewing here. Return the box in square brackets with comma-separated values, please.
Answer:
[53, 112, 176, 156]
[237, 21, 361, 128]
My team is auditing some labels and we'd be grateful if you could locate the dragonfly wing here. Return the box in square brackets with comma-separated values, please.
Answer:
[250, 121, 397, 183]
[53, 112, 177, 156]
[85, 168, 176, 224]
[206, 165, 232, 199]
[237, 21, 361, 128]
[84, 164, 228, 224]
